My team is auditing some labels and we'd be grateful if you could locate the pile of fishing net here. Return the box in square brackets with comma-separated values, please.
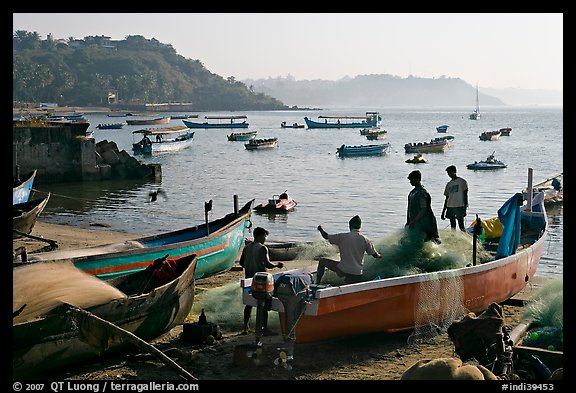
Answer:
[13, 262, 126, 325]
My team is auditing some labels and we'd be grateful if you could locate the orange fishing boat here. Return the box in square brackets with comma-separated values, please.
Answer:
[242, 174, 547, 343]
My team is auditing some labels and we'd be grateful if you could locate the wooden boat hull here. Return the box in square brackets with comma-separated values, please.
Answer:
[337, 143, 390, 157]
[254, 200, 297, 213]
[242, 193, 547, 343]
[479, 131, 501, 141]
[304, 117, 378, 129]
[13, 170, 37, 205]
[133, 131, 195, 155]
[96, 123, 124, 129]
[467, 162, 507, 170]
[13, 194, 50, 239]
[13, 254, 198, 378]
[404, 141, 448, 153]
[244, 139, 278, 150]
[126, 117, 170, 125]
[16, 200, 254, 280]
[227, 131, 257, 141]
[526, 173, 563, 205]
[183, 119, 249, 129]
[281, 124, 305, 129]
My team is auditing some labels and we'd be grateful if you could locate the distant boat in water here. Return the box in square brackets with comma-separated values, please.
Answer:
[304, 112, 381, 129]
[126, 116, 171, 126]
[470, 84, 481, 120]
[183, 115, 249, 129]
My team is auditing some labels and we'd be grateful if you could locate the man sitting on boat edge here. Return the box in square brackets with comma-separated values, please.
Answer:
[315, 215, 382, 285]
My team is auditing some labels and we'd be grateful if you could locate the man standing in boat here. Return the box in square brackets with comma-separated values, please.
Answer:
[406, 170, 441, 244]
[239, 227, 283, 336]
[315, 215, 381, 285]
[441, 165, 469, 231]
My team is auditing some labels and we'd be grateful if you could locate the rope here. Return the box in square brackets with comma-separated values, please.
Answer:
[32, 188, 94, 202]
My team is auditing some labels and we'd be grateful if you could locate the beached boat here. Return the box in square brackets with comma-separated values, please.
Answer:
[13, 253, 198, 378]
[405, 153, 427, 164]
[470, 83, 481, 120]
[336, 143, 390, 157]
[499, 127, 512, 136]
[13, 170, 37, 205]
[404, 139, 449, 153]
[183, 115, 249, 129]
[436, 125, 449, 133]
[126, 116, 171, 126]
[364, 129, 388, 140]
[227, 131, 258, 141]
[466, 152, 507, 170]
[132, 126, 194, 155]
[244, 138, 278, 150]
[304, 112, 381, 129]
[244, 239, 313, 261]
[96, 123, 125, 130]
[14, 199, 254, 280]
[254, 192, 297, 214]
[524, 172, 563, 205]
[479, 130, 502, 141]
[281, 121, 305, 129]
[13, 193, 50, 239]
[242, 184, 548, 344]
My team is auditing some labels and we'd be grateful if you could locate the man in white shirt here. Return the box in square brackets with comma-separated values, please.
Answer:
[316, 215, 381, 284]
[441, 165, 469, 231]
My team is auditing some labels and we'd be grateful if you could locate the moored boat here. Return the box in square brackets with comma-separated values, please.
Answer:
[183, 115, 249, 129]
[254, 192, 297, 214]
[13, 170, 37, 205]
[126, 116, 171, 126]
[337, 143, 390, 157]
[242, 183, 548, 344]
[14, 199, 254, 280]
[13, 253, 198, 378]
[466, 152, 507, 170]
[470, 83, 481, 120]
[405, 153, 427, 164]
[364, 129, 388, 140]
[499, 127, 512, 136]
[281, 121, 305, 129]
[13, 193, 50, 239]
[244, 138, 278, 150]
[132, 126, 194, 155]
[479, 130, 501, 141]
[304, 112, 381, 129]
[96, 123, 125, 130]
[436, 124, 449, 133]
[524, 172, 563, 205]
[404, 139, 448, 153]
[227, 131, 258, 141]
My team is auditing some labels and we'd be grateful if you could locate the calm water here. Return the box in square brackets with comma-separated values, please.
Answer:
[34, 106, 563, 279]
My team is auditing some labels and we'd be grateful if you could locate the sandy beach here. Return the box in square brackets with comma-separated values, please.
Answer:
[14, 220, 537, 381]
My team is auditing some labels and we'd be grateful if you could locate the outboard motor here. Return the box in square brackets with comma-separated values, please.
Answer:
[273, 271, 313, 369]
[250, 271, 274, 345]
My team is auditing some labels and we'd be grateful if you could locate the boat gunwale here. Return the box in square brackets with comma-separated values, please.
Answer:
[20, 200, 254, 264]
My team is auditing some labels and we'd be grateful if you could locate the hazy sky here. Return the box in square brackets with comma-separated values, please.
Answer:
[13, 13, 563, 91]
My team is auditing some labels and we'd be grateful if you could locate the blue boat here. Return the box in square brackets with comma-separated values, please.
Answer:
[183, 115, 249, 129]
[227, 131, 258, 141]
[13, 170, 37, 205]
[436, 124, 449, 132]
[304, 112, 381, 129]
[15, 199, 254, 280]
[336, 143, 390, 157]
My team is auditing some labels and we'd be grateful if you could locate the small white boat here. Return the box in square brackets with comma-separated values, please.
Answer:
[466, 152, 507, 170]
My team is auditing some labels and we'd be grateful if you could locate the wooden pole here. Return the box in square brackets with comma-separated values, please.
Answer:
[67, 305, 197, 380]
[527, 168, 533, 212]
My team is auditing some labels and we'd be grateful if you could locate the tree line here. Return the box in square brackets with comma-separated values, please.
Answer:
[13, 31, 287, 110]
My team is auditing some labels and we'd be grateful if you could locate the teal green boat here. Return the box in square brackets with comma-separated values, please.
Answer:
[14, 199, 254, 280]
